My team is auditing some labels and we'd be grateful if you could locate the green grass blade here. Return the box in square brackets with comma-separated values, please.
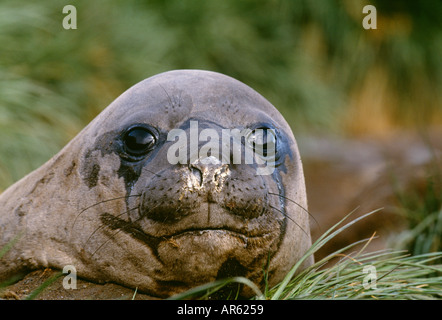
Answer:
[271, 208, 382, 300]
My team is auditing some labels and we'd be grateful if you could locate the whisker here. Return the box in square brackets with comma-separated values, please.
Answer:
[143, 168, 162, 178]
[118, 166, 162, 178]
[91, 229, 122, 257]
[74, 166, 163, 231]
[158, 83, 174, 107]
[91, 212, 155, 258]
[269, 204, 309, 237]
[90, 200, 163, 257]
[268, 192, 321, 233]
[84, 207, 139, 248]
[71, 194, 142, 231]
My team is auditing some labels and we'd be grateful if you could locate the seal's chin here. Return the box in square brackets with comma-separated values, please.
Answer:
[148, 227, 279, 294]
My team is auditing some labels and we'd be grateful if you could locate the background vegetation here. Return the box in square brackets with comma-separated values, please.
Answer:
[1, 0, 441, 189]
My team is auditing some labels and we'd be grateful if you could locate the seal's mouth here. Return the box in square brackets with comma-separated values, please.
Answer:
[159, 228, 269, 239]
[100, 212, 274, 242]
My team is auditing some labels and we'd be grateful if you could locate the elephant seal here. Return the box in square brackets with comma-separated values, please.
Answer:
[0, 70, 313, 297]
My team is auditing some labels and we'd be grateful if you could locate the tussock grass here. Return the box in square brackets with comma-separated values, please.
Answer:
[269, 250, 441, 300]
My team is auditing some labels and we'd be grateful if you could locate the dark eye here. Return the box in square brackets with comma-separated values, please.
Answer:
[247, 128, 277, 158]
[123, 127, 157, 156]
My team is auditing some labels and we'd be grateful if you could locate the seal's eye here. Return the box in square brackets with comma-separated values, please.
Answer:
[247, 128, 277, 158]
[123, 127, 157, 156]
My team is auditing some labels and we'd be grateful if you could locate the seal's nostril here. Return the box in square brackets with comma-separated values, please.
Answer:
[190, 166, 203, 186]
[189, 157, 230, 190]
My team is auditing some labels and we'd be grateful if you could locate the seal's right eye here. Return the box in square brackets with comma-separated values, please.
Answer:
[123, 127, 157, 157]
[247, 127, 277, 158]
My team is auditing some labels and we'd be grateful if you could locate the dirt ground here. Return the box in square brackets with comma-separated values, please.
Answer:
[0, 268, 155, 300]
[1, 130, 440, 300]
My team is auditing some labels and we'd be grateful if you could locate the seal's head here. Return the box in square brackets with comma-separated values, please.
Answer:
[0, 70, 312, 298]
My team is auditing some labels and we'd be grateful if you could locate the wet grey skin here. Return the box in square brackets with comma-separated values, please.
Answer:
[0, 70, 313, 297]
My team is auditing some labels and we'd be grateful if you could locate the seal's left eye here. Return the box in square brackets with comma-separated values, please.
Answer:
[123, 127, 156, 156]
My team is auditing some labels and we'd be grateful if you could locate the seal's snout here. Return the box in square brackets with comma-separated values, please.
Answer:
[188, 156, 230, 191]
[138, 154, 275, 228]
